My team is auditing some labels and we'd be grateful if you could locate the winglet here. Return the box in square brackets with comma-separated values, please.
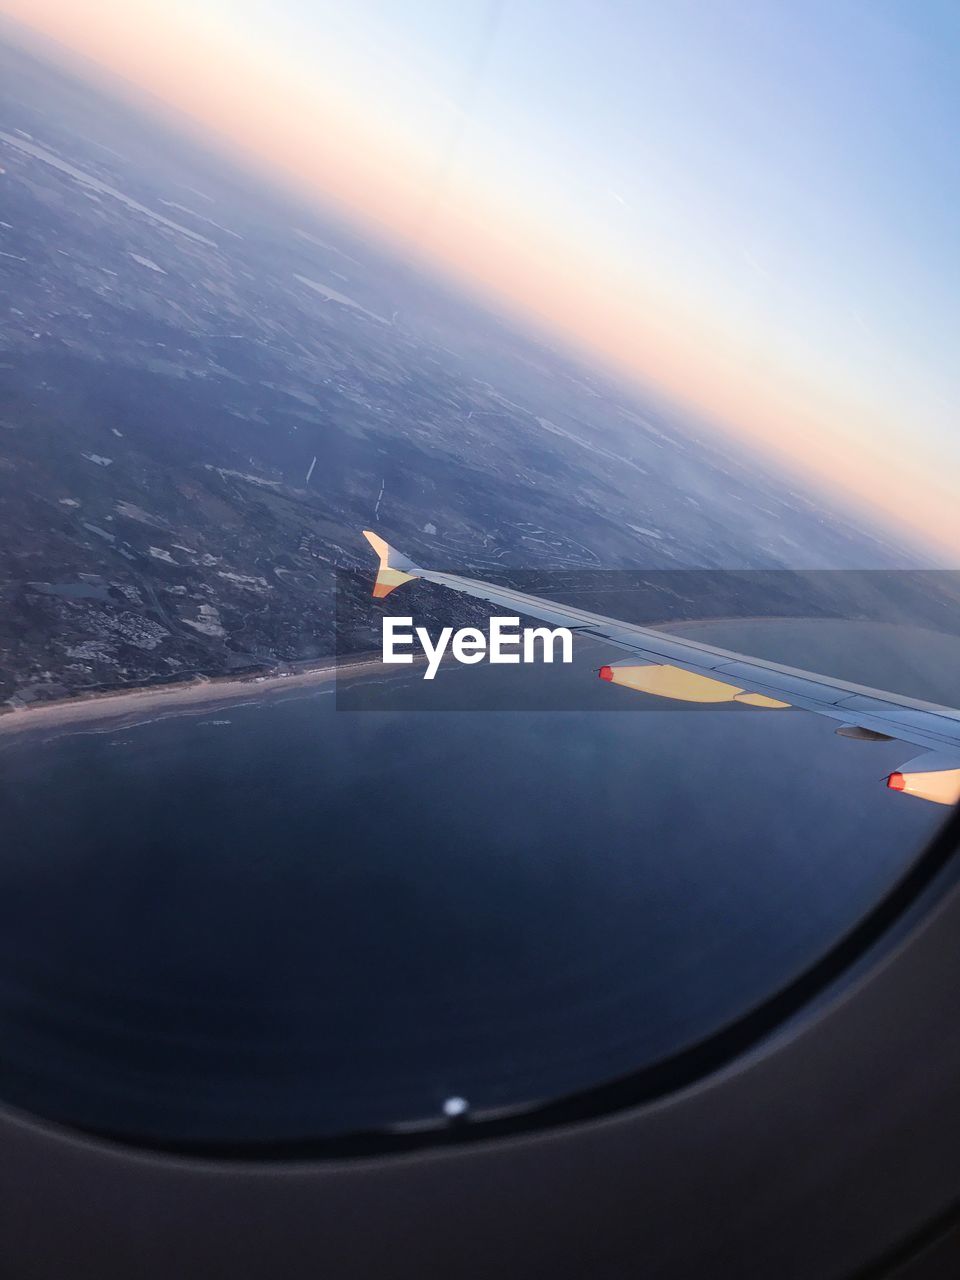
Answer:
[362, 530, 420, 599]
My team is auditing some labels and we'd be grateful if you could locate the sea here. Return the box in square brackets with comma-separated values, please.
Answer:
[0, 620, 954, 1147]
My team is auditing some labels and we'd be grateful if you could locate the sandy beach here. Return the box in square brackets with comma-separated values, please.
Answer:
[0, 657, 386, 740]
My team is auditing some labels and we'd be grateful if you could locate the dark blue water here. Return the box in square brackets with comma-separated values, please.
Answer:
[0, 633, 944, 1145]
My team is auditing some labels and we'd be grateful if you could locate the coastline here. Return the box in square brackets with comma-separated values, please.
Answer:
[3, 614, 950, 742]
[0, 616, 709, 738]
[0, 657, 384, 739]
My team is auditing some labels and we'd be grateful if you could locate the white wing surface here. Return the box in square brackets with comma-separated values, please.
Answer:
[363, 530, 960, 804]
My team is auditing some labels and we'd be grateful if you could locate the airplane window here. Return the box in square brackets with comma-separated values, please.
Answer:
[0, 4, 957, 1158]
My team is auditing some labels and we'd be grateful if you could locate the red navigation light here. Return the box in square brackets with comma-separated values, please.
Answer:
[598, 665, 614, 682]
[887, 772, 906, 791]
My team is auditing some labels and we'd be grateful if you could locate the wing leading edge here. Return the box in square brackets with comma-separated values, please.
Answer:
[361, 531, 960, 804]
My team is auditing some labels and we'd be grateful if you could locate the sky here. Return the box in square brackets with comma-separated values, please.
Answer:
[1, 0, 958, 556]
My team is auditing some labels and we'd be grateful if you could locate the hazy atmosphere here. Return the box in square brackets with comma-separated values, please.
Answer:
[2, 0, 958, 557]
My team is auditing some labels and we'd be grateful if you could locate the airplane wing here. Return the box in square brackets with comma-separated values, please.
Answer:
[363, 530, 960, 806]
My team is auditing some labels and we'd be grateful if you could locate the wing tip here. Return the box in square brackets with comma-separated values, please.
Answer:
[362, 529, 418, 598]
[362, 529, 389, 565]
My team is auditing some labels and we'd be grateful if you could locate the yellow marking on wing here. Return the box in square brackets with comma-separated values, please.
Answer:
[605, 664, 790, 707]
[606, 664, 741, 702]
[733, 691, 791, 709]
